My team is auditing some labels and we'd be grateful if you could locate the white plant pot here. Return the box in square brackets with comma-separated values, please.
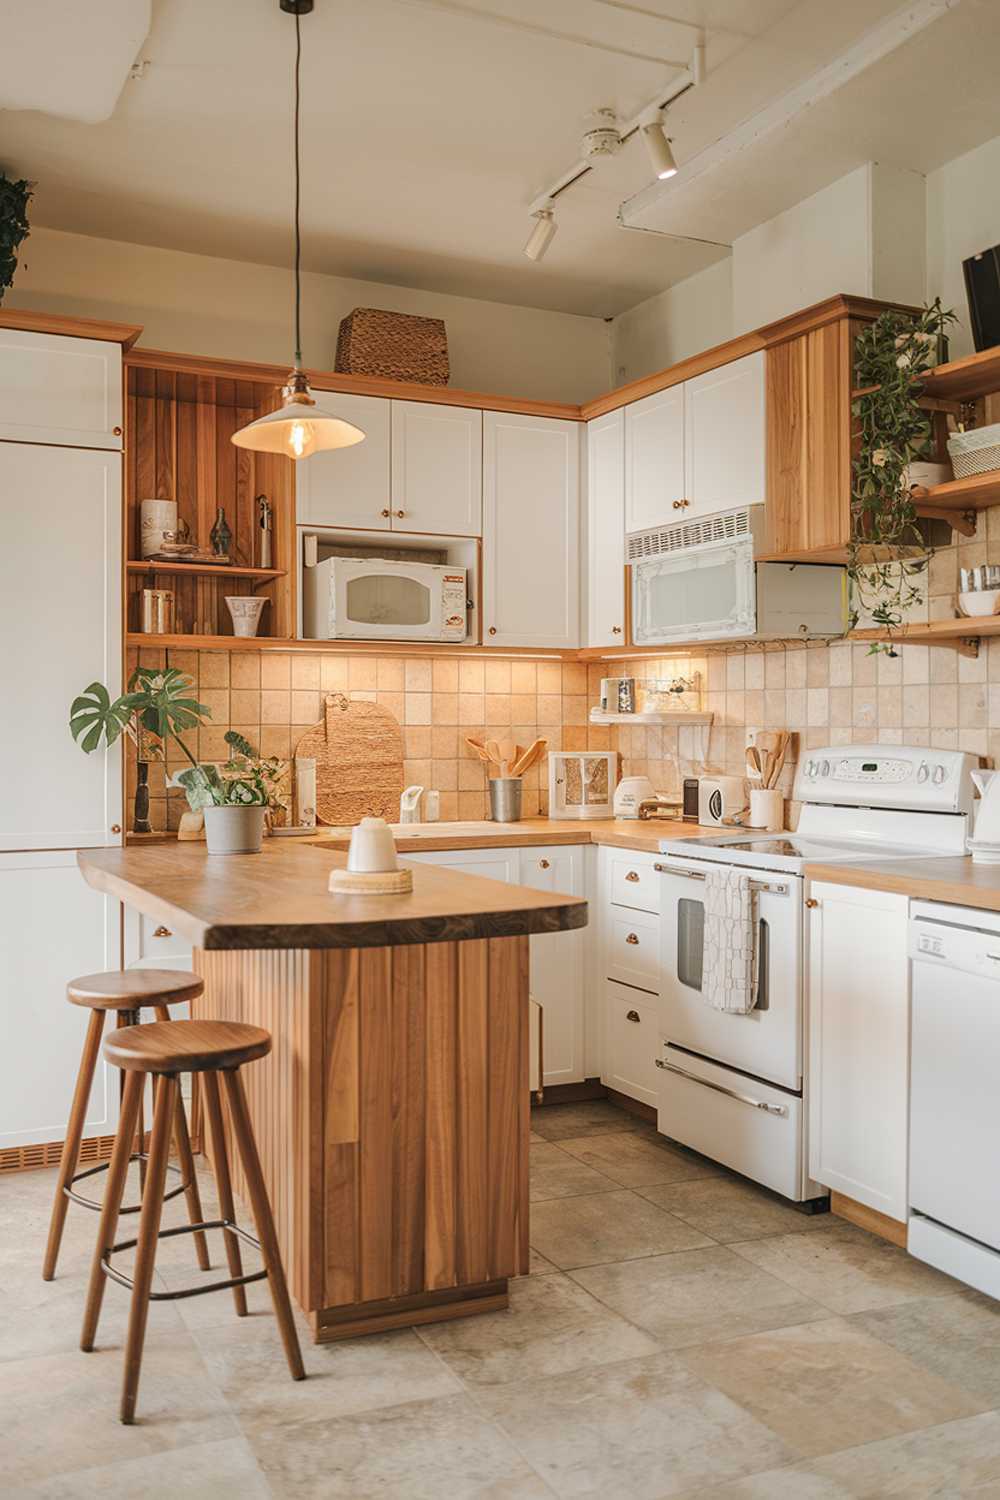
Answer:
[203, 804, 266, 854]
[225, 595, 269, 638]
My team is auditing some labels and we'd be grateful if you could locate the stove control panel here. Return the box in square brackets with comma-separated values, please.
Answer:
[793, 743, 975, 816]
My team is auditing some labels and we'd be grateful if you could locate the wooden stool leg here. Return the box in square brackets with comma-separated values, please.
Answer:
[120, 1073, 177, 1425]
[222, 1069, 305, 1381]
[43, 1007, 106, 1281]
[80, 1070, 143, 1350]
[202, 1071, 248, 1316]
[154, 1004, 210, 1271]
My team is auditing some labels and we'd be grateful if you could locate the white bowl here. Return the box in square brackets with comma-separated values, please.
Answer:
[958, 589, 1000, 618]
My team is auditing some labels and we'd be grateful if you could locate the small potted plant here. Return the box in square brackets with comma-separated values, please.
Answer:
[70, 669, 267, 854]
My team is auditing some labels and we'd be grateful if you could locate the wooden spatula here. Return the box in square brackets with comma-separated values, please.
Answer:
[510, 738, 547, 777]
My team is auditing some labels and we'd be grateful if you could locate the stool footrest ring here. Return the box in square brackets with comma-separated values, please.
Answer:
[101, 1219, 267, 1301]
[65, 1154, 187, 1214]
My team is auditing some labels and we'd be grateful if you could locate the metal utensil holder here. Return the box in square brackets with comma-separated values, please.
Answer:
[489, 777, 523, 822]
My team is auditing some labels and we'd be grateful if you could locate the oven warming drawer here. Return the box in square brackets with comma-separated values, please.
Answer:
[656, 1045, 809, 1201]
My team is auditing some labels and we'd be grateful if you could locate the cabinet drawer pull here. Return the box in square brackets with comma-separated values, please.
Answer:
[625, 1009, 641, 1023]
[805, 898, 819, 909]
[153, 925, 173, 938]
[113, 426, 122, 436]
[612, 625, 622, 634]
[395, 509, 406, 518]
[625, 870, 640, 882]
[111, 824, 122, 835]
[380, 508, 391, 517]
[488, 627, 497, 636]
[625, 932, 640, 945]
[539, 858, 550, 869]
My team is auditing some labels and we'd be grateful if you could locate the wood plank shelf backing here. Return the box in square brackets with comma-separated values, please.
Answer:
[126, 367, 295, 640]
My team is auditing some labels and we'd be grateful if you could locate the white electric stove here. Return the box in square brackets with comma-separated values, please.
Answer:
[653, 744, 976, 1204]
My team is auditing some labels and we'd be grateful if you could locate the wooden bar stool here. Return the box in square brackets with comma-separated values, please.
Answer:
[81, 1019, 305, 1424]
[43, 970, 210, 1282]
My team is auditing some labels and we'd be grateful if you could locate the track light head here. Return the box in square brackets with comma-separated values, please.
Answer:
[523, 205, 557, 263]
[641, 115, 678, 181]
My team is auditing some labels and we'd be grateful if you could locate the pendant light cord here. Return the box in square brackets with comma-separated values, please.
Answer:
[293, 9, 303, 367]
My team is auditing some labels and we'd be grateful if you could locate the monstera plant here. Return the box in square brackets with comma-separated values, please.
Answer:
[0, 172, 32, 301]
[70, 667, 209, 766]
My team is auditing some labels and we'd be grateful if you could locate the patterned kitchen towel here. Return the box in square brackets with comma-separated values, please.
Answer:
[701, 867, 759, 1014]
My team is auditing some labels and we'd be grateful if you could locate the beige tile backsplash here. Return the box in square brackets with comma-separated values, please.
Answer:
[127, 521, 1000, 831]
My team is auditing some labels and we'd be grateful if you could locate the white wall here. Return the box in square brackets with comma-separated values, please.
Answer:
[927, 133, 1000, 360]
[6, 226, 612, 404]
[609, 259, 732, 386]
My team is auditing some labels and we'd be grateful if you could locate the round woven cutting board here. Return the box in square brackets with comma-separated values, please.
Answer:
[294, 693, 404, 826]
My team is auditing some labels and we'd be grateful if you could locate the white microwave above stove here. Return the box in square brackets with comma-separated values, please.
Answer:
[303, 553, 469, 642]
[628, 506, 847, 646]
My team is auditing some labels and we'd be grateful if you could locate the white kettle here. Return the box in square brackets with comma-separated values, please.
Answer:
[969, 770, 1000, 861]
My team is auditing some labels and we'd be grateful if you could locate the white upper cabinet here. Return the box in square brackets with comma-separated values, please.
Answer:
[0, 442, 121, 850]
[684, 351, 765, 517]
[624, 384, 684, 534]
[0, 330, 122, 449]
[391, 401, 482, 535]
[295, 393, 391, 530]
[586, 408, 625, 647]
[483, 411, 579, 649]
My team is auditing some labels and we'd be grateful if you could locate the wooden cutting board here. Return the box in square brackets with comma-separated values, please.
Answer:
[294, 693, 404, 826]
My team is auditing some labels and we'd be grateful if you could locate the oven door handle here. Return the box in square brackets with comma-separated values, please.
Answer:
[653, 862, 789, 897]
[655, 1055, 789, 1117]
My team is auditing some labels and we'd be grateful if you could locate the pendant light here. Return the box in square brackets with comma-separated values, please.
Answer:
[233, 0, 364, 460]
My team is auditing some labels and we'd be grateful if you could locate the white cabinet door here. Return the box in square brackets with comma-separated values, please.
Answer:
[807, 880, 910, 1221]
[586, 408, 626, 647]
[0, 330, 122, 449]
[519, 846, 585, 1086]
[295, 393, 391, 530]
[684, 352, 765, 517]
[0, 442, 121, 851]
[483, 412, 579, 648]
[403, 848, 520, 883]
[0, 853, 120, 1152]
[605, 981, 659, 1109]
[391, 401, 482, 535]
[624, 385, 684, 534]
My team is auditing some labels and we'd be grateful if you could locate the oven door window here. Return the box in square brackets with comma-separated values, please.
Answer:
[346, 572, 432, 628]
[676, 897, 769, 1010]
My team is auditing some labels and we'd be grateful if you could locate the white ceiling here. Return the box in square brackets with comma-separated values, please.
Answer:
[2, 0, 1000, 317]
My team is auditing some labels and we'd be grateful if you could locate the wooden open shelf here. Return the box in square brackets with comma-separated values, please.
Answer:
[911, 468, 1000, 511]
[126, 560, 286, 580]
[126, 632, 572, 659]
[849, 615, 1000, 657]
[922, 346, 1000, 402]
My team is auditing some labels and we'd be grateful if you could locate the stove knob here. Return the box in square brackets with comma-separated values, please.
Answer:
[805, 759, 815, 777]
[916, 762, 929, 784]
[820, 760, 830, 777]
[932, 763, 947, 785]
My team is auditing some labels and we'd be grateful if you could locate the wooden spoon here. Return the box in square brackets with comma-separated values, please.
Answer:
[510, 738, 547, 777]
[485, 739, 504, 768]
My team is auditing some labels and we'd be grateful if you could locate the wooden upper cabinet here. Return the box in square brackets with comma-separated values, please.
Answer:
[390, 401, 483, 536]
[483, 411, 579, 648]
[624, 385, 685, 533]
[684, 351, 765, 517]
[295, 393, 391, 530]
[765, 322, 852, 559]
[0, 329, 122, 448]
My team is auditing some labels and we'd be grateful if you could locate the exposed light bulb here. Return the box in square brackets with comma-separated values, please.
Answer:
[641, 118, 678, 181]
[524, 206, 557, 263]
[290, 420, 308, 458]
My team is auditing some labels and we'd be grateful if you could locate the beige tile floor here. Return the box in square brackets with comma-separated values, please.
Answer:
[3, 1100, 1000, 1498]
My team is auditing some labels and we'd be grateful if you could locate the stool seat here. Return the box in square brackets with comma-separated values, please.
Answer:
[104, 1020, 271, 1074]
[68, 969, 204, 1011]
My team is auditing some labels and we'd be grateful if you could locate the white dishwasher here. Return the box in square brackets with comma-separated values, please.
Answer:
[909, 899, 1000, 1299]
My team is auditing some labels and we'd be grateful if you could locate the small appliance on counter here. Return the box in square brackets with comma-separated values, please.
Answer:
[697, 774, 747, 826]
[399, 784, 424, 824]
[549, 751, 616, 819]
[613, 775, 656, 819]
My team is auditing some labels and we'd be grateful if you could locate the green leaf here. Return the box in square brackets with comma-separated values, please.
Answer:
[224, 729, 256, 759]
[69, 682, 130, 752]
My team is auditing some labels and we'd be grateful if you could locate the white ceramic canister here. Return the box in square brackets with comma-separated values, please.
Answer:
[140, 498, 178, 558]
[748, 787, 784, 832]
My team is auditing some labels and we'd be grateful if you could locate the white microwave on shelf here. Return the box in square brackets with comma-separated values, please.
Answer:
[303, 553, 469, 642]
[628, 506, 847, 646]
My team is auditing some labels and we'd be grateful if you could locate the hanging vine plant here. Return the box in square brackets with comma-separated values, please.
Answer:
[849, 299, 957, 653]
[0, 172, 32, 302]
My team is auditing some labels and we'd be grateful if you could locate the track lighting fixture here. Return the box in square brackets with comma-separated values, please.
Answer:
[641, 113, 678, 180]
[523, 204, 557, 263]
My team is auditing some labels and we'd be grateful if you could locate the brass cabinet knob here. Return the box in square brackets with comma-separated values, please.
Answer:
[805, 898, 819, 909]
[539, 858, 550, 869]
[672, 498, 690, 510]
[625, 932, 639, 945]
[113, 426, 122, 436]
[626, 1009, 640, 1023]
[153, 925, 173, 938]
[395, 509, 405, 518]
[380, 508, 391, 517]
[625, 870, 640, 882]
[111, 824, 122, 835]
[488, 627, 497, 636]
[612, 625, 622, 634]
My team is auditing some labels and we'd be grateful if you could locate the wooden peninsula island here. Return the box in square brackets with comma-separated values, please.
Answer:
[78, 840, 587, 1342]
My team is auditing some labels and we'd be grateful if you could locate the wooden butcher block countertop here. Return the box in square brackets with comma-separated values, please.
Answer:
[78, 840, 587, 951]
[805, 855, 1000, 915]
[310, 816, 705, 855]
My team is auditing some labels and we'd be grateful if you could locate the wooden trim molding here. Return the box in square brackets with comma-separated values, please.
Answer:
[830, 1190, 907, 1248]
[0, 307, 143, 348]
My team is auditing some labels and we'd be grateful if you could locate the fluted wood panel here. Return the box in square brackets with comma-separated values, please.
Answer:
[195, 936, 530, 1329]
